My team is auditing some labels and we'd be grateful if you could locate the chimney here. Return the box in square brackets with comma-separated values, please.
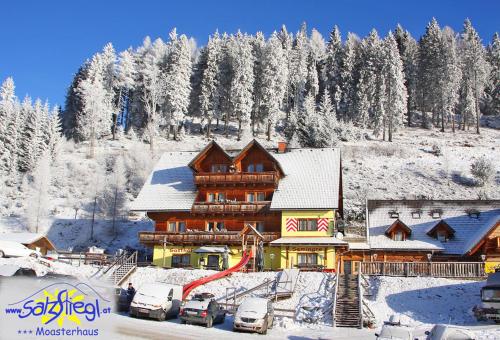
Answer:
[278, 141, 287, 153]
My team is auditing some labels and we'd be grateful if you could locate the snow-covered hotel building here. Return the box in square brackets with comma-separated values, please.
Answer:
[131, 139, 500, 274]
[131, 140, 346, 271]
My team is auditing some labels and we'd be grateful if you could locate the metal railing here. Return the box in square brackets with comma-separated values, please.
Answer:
[357, 270, 363, 329]
[110, 251, 138, 286]
[360, 261, 486, 278]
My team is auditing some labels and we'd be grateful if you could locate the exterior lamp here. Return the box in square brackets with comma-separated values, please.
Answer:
[426, 253, 432, 262]
[372, 253, 378, 261]
[481, 254, 486, 262]
[270, 253, 275, 271]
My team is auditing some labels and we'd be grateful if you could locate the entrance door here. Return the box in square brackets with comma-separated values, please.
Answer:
[344, 260, 352, 274]
[207, 255, 220, 270]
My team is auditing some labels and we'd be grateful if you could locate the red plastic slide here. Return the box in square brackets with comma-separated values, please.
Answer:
[182, 250, 252, 300]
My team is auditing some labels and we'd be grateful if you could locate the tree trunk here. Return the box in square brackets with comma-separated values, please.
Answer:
[112, 88, 123, 140]
[90, 195, 97, 240]
[237, 119, 242, 141]
[206, 119, 211, 138]
[474, 72, 480, 135]
[388, 118, 393, 142]
[452, 114, 455, 133]
[267, 121, 271, 141]
[112, 187, 117, 236]
[89, 134, 96, 159]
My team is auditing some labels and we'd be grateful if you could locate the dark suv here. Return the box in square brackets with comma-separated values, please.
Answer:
[179, 293, 226, 327]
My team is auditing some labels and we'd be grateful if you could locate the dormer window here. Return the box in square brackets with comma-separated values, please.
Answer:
[385, 219, 412, 241]
[430, 210, 442, 219]
[411, 211, 421, 219]
[466, 209, 481, 219]
[389, 211, 399, 219]
[427, 220, 455, 242]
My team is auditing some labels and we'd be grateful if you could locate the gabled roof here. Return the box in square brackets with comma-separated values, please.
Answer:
[0, 232, 56, 250]
[232, 139, 285, 176]
[187, 140, 232, 172]
[367, 200, 500, 254]
[270, 148, 341, 210]
[131, 145, 342, 212]
[385, 219, 412, 237]
[130, 152, 198, 211]
[426, 220, 456, 238]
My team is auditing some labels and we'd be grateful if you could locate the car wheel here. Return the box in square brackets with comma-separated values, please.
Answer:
[29, 253, 38, 258]
[0, 250, 4, 258]
[206, 316, 213, 328]
[181, 320, 186, 324]
[261, 321, 268, 335]
[268, 318, 274, 329]
[157, 311, 166, 321]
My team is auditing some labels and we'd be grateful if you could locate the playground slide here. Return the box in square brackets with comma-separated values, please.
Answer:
[182, 250, 252, 300]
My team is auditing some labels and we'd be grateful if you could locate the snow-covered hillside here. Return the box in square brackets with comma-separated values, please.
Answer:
[1, 124, 499, 252]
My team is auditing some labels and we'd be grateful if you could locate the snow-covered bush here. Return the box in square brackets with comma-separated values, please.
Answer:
[431, 143, 442, 156]
[334, 121, 363, 142]
[470, 156, 495, 186]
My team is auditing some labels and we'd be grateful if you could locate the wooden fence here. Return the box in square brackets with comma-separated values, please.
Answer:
[359, 261, 486, 278]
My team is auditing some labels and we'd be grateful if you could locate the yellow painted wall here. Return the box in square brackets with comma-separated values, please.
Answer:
[485, 261, 500, 273]
[152, 245, 281, 270]
[281, 210, 335, 237]
[277, 246, 336, 270]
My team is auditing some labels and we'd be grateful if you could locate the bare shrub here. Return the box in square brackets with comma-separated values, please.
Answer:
[470, 156, 494, 187]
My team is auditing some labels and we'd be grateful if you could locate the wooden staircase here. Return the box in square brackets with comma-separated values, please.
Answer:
[99, 251, 138, 286]
[334, 274, 361, 328]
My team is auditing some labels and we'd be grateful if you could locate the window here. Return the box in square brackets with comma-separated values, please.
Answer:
[298, 253, 318, 265]
[207, 192, 225, 202]
[256, 222, 265, 232]
[394, 231, 404, 241]
[411, 211, 421, 219]
[172, 254, 190, 268]
[246, 192, 265, 202]
[437, 232, 447, 242]
[167, 221, 186, 232]
[247, 163, 264, 172]
[207, 221, 224, 232]
[431, 210, 442, 219]
[211, 164, 228, 173]
[389, 211, 399, 218]
[298, 219, 318, 231]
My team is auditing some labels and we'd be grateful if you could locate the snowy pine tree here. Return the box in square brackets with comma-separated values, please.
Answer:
[485, 33, 500, 115]
[200, 32, 221, 137]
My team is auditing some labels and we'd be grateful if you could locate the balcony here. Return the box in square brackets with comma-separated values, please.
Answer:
[191, 201, 271, 215]
[194, 172, 278, 186]
[138, 231, 281, 245]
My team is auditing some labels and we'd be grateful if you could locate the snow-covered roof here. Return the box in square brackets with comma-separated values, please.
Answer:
[270, 237, 347, 246]
[130, 152, 198, 211]
[130, 147, 341, 212]
[0, 232, 53, 247]
[367, 200, 500, 254]
[270, 148, 341, 210]
[348, 242, 370, 250]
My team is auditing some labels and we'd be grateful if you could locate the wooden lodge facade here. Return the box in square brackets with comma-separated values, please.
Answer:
[131, 140, 345, 271]
[131, 140, 500, 276]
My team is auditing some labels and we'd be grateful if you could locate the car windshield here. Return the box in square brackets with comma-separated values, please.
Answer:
[482, 288, 500, 301]
[379, 326, 411, 340]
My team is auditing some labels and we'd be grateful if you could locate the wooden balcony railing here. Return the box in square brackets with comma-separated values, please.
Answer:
[194, 172, 278, 186]
[359, 261, 486, 278]
[191, 201, 271, 215]
[138, 231, 281, 245]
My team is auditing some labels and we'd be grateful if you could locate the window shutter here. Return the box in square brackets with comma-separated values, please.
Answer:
[317, 218, 329, 232]
[286, 218, 297, 232]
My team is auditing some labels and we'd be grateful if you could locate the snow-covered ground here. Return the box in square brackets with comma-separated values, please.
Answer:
[2, 257, 499, 339]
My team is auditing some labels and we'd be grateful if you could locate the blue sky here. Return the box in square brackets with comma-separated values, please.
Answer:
[1, 0, 499, 107]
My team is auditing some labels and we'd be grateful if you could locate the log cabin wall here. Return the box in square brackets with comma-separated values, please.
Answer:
[235, 144, 280, 174]
[147, 211, 281, 232]
[196, 147, 232, 172]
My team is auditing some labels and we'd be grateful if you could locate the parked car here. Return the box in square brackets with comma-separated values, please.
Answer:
[473, 272, 500, 322]
[0, 241, 41, 259]
[375, 315, 417, 340]
[179, 293, 226, 327]
[129, 283, 182, 321]
[233, 297, 274, 335]
[425, 324, 474, 340]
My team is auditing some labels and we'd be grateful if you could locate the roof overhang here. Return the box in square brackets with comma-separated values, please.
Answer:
[270, 237, 347, 246]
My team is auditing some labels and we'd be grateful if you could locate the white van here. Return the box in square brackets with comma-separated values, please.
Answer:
[129, 283, 182, 321]
[233, 297, 274, 334]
